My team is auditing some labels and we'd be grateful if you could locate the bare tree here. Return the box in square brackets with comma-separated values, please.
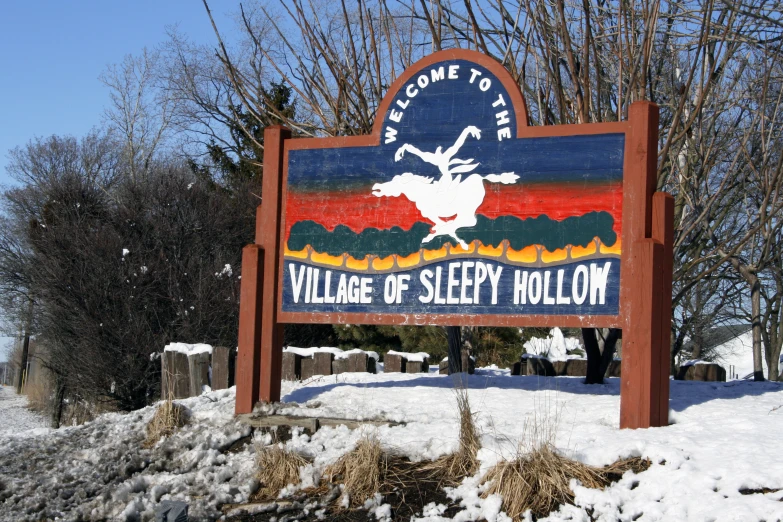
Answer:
[100, 49, 175, 180]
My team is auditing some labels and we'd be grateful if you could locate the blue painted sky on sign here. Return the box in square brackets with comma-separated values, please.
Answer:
[287, 59, 624, 189]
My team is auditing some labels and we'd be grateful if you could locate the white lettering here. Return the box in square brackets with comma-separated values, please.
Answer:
[514, 270, 528, 305]
[396, 98, 410, 110]
[384, 126, 398, 144]
[497, 128, 512, 141]
[460, 261, 475, 304]
[305, 266, 313, 304]
[430, 66, 445, 82]
[572, 265, 588, 305]
[434, 266, 446, 304]
[556, 269, 570, 304]
[590, 262, 612, 305]
[543, 271, 555, 304]
[360, 277, 373, 304]
[405, 84, 419, 98]
[348, 275, 360, 303]
[324, 270, 335, 303]
[495, 110, 510, 126]
[419, 270, 434, 303]
[336, 274, 348, 303]
[384, 275, 396, 304]
[528, 272, 542, 304]
[311, 268, 324, 303]
[448, 65, 459, 79]
[417, 74, 429, 88]
[474, 261, 488, 303]
[397, 274, 410, 303]
[492, 93, 506, 107]
[469, 68, 482, 83]
[389, 109, 403, 123]
[289, 264, 305, 304]
[447, 262, 460, 304]
[479, 77, 491, 91]
[487, 264, 502, 305]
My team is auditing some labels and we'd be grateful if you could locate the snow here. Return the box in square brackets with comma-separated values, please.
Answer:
[3, 369, 783, 520]
[284, 346, 380, 361]
[523, 328, 582, 361]
[387, 349, 430, 362]
[0, 385, 50, 437]
[712, 330, 766, 380]
[163, 342, 213, 356]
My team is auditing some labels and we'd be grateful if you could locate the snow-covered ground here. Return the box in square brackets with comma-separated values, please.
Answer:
[2, 371, 783, 521]
[0, 384, 49, 436]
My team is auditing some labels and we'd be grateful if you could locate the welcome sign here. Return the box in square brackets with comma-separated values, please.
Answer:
[279, 54, 624, 322]
[238, 49, 673, 429]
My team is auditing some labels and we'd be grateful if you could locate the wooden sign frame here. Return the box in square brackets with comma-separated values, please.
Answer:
[235, 49, 673, 430]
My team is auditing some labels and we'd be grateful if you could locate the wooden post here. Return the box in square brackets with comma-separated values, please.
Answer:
[211, 346, 232, 390]
[258, 126, 290, 404]
[620, 101, 672, 429]
[652, 192, 674, 424]
[170, 352, 190, 399]
[235, 245, 264, 414]
[188, 352, 210, 396]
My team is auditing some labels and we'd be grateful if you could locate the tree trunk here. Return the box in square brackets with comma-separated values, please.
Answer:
[15, 334, 30, 395]
[447, 326, 463, 374]
[51, 377, 66, 429]
[598, 329, 621, 377]
[582, 328, 603, 384]
[751, 276, 765, 381]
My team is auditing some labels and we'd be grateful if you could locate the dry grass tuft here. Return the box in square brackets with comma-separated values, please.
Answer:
[325, 435, 385, 507]
[483, 446, 651, 519]
[254, 443, 310, 501]
[427, 389, 481, 485]
[143, 400, 187, 448]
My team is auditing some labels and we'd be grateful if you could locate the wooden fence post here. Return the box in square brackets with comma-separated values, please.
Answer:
[235, 246, 264, 414]
[258, 126, 290, 404]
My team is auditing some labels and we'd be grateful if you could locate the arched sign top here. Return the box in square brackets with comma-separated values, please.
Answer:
[371, 50, 529, 141]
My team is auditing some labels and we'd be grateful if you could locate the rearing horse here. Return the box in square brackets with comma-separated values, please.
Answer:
[372, 171, 519, 248]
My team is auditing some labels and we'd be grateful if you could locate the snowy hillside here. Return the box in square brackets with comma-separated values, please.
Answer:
[2, 370, 783, 521]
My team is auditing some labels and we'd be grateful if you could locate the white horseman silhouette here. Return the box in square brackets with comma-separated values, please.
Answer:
[373, 126, 518, 248]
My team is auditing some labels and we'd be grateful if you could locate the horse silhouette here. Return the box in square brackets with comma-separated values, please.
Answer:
[372, 171, 519, 248]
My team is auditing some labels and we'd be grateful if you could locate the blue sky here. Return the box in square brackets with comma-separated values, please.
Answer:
[0, 1, 239, 360]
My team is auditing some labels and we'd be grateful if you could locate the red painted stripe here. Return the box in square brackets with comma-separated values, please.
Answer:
[284, 182, 622, 240]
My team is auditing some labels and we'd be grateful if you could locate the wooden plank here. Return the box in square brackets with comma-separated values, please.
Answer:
[188, 352, 210, 396]
[347, 352, 368, 373]
[237, 413, 405, 432]
[211, 346, 231, 390]
[161, 352, 170, 400]
[621, 239, 664, 428]
[652, 192, 674, 425]
[313, 352, 333, 376]
[332, 358, 347, 375]
[236, 245, 264, 414]
[300, 357, 315, 380]
[281, 352, 302, 381]
[384, 353, 405, 373]
[258, 126, 290, 404]
[170, 352, 190, 399]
